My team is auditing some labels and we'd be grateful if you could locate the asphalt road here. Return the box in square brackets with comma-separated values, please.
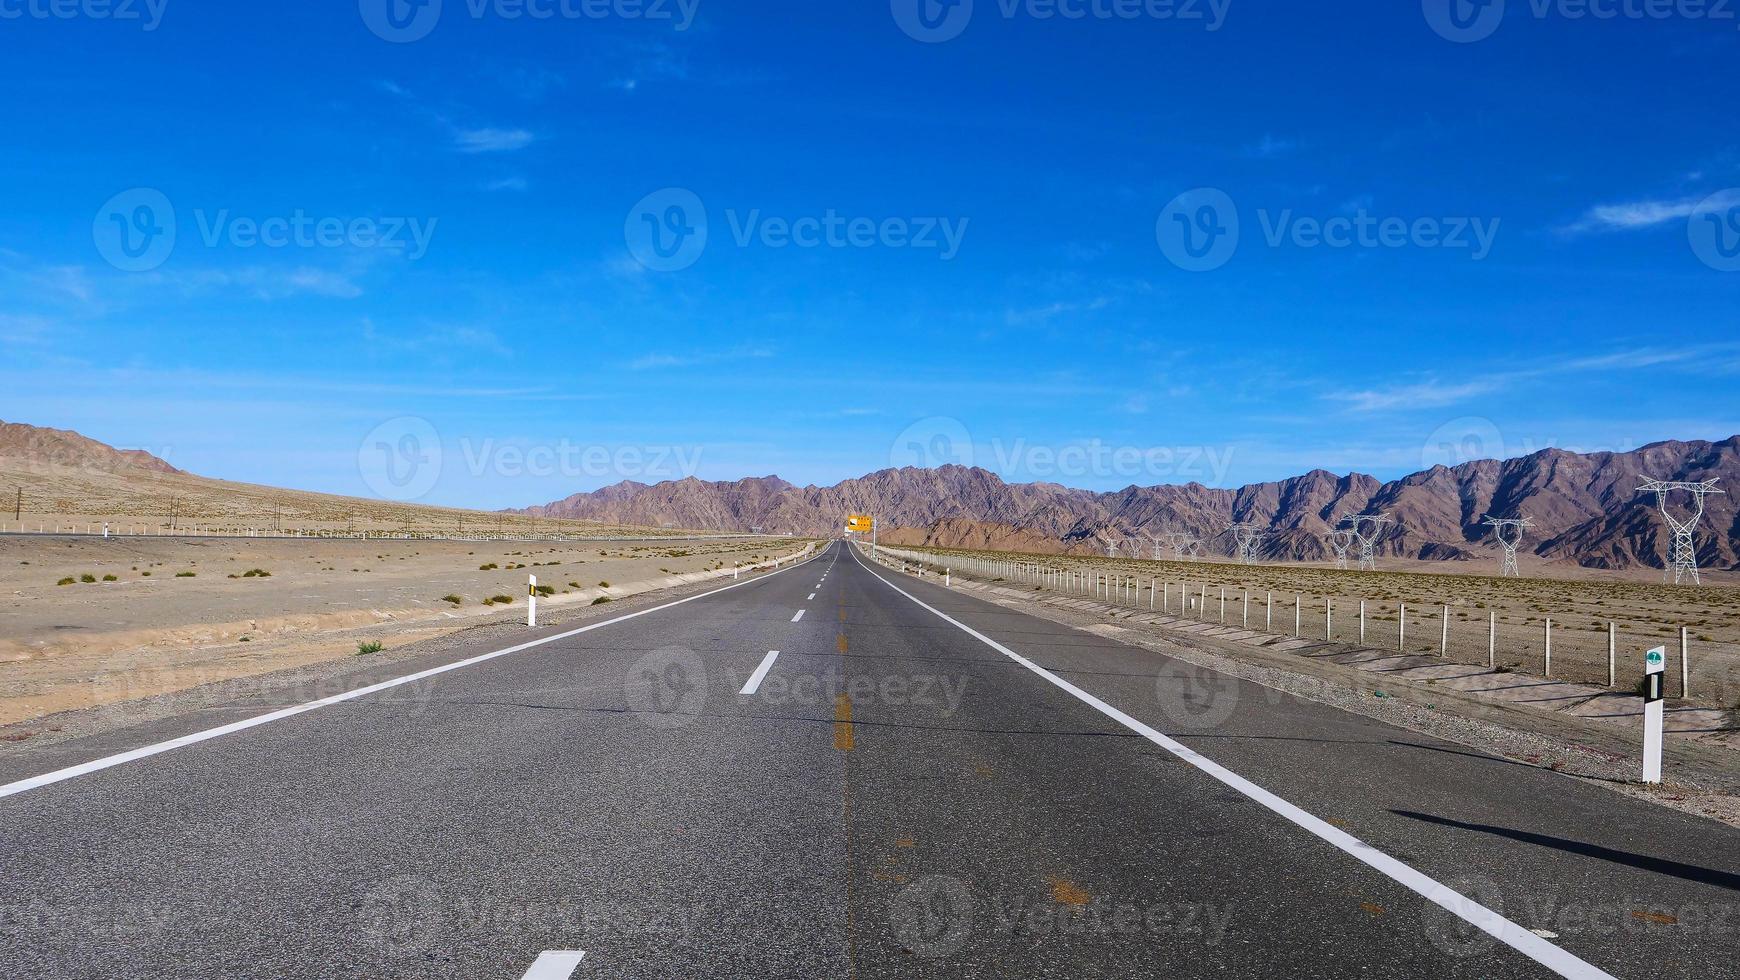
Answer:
[2, 541, 1736, 979]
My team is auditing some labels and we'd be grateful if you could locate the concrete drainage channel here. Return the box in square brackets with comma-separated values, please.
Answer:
[861, 544, 1740, 827]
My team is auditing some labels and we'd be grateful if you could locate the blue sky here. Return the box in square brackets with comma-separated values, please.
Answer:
[2, 1, 1738, 509]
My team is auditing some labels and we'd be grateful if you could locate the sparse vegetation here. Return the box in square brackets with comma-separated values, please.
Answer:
[489, 594, 514, 605]
[175, 571, 196, 578]
[479, 563, 498, 570]
[592, 596, 611, 605]
[356, 640, 384, 655]
[441, 594, 463, 605]
[56, 577, 75, 586]
[79, 574, 96, 583]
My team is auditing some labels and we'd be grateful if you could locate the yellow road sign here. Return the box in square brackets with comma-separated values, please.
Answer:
[846, 514, 874, 533]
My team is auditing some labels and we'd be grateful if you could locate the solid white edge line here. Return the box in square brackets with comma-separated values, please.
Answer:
[0, 547, 829, 801]
[741, 650, 781, 695]
[846, 544, 1614, 980]
[791, 609, 806, 622]
[521, 950, 586, 979]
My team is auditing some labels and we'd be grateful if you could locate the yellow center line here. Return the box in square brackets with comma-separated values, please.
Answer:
[833, 694, 855, 751]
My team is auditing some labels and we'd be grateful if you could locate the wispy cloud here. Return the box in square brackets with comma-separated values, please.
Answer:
[1244, 133, 1297, 159]
[1003, 296, 1110, 326]
[484, 176, 529, 192]
[627, 346, 774, 371]
[455, 127, 536, 154]
[1329, 379, 1498, 413]
[1328, 343, 1740, 414]
[1561, 189, 1740, 234]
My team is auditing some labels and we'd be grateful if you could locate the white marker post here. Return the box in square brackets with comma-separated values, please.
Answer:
[1642, 645, 1666, 784]
[945, 567, 951, 587]
[528, 574, 537, 628]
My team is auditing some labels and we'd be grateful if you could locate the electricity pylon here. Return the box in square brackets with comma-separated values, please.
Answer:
[1096, 531, 1123, 558]
[1326, 526, 1354, 570]
[1637, 479, 1723, 585]
[1162, 530, 1199, 561]
[1343, 513, 1393, 571]
[1227, 523, 1266, 564]
[1482, 515, 1534, 578]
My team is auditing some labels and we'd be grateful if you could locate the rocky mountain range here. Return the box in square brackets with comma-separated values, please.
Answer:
[517, 438, 1740, 573]
[0, 420, 181, 476]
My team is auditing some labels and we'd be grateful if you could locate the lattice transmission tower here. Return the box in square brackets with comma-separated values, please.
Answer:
[1096, 531, 1124, 558]
[1482, 515, 1534, 578]
[1636, 479, 1724, 585]
[1326, 526, 1354, 570]
[1343, 513, 1393, 572]
[1163, 530, 1199, 561]
[1226, 523, 1266, 564]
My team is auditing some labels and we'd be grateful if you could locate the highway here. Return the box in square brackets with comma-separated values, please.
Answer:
[1, 540, 1735, 978]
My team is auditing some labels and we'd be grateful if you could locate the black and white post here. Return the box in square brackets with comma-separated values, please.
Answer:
[1643, 645, 1666, 784]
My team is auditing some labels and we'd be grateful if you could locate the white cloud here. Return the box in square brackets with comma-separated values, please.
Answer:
[454, 128, 536, 154]
[1562, 189, 1740, 234]
[484, 176, 529, 192]
[1329, 379, 1498, 413]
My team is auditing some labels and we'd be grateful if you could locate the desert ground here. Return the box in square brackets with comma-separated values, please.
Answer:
[884, 544, 1740, 706]
[0, 533, 811, 727]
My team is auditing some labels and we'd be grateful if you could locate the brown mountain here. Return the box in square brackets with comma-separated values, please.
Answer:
[518, 438, 1740, 573]
[0, 420, 182, 475]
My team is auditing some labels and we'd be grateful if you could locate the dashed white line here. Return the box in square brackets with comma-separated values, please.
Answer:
[520, 950, 586, 979]
[741, 651, 781, 695]
[808, 593, 816, 600]
[847, 545, 1615, 980]
[791, 609, 806, 622]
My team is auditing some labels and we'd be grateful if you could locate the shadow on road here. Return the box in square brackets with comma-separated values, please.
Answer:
[1390, 809, 1740, 891]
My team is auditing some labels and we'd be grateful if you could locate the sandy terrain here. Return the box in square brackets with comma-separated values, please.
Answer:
[880, 545, 1740, 706]
[0, 534, 812, 726]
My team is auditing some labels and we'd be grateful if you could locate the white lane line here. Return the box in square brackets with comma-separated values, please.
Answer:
[808, 593, 817, 600]
[846, 546, 1614, 980]
[520, 950, 586, 979]
[791, 609, 806, 622]
[741, 651, 781, 695]
[0, 549, 827, 802]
